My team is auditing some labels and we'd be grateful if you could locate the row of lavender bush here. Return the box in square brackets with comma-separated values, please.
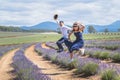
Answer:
[46, 42, 120, 62]
[85, 40, 120, 51]
[0, 43, 36, 58]
[46, 40, 120, 51]
[0, 45, 21, 57]
[85, 47, 120, 62]
[12, 44, 51, 80]
[35, 43, 120, 79]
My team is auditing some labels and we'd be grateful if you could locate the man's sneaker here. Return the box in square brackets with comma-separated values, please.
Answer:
[57, 49, 63, 53]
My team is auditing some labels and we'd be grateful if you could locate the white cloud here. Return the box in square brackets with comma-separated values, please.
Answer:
[0, 1, 55, 26]
[0, 0, 120, 26]
[62, 0, 120, 25]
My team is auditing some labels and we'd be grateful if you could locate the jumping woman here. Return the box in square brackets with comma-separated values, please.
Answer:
[65, 21, 85, 62]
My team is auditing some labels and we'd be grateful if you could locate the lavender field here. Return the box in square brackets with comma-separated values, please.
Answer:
[36, 38, 120, 80]
[0, 32, 120, 80]
[0, 0, 120, 79]
[13, 44, 51, 80]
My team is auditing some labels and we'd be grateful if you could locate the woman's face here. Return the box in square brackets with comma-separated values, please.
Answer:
[73, 24, 79, 31]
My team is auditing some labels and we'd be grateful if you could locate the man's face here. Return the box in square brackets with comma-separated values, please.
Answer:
[59, 22, 63, 27]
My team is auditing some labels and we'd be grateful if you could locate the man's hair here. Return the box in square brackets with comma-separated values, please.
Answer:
[59, 21, 64, 24]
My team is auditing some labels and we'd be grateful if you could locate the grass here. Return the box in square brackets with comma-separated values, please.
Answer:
[75, 62, 99, 77]
[0, 32, 120, 45]
[0, 31, 34, 38]
[0, 33, 61, 45]
[99, 52, 110, 60]
[112, 53, 120, 62]
[92, 51, 101, 59]
[101, 69, 120, 80]
[82, 62, 98, 76]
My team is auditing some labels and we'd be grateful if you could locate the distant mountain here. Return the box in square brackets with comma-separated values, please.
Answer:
[84, 20, 120, 33]
[21, 21, 58, 31]
[21, 20, 120, 33]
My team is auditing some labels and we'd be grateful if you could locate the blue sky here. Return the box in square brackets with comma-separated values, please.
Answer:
[0, 0, 120, 26]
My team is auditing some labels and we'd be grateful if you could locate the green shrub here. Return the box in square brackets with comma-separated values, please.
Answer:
[35, 49, 42, 55]
[99, 52, 110, 60]
[112, 53, 120, 62]
[68, 60, 77, 69]
[43, 54, 50, 60]
[104, 45, 119, 50]
[76, 62, 99, 76]
[101, 69, 120, 80]
[51, 55, 57, 63]
[93, 51, 101, 58]
[85, 50, 92, 56]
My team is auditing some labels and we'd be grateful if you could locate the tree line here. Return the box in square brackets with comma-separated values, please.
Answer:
[0, 26, 24, 32]
[0, 25, 120, 33]
[0, 26, 56, 32]
[87, 26, 120, 33]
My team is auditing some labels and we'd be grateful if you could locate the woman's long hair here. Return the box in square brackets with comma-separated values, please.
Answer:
[72, 22, 85, 32]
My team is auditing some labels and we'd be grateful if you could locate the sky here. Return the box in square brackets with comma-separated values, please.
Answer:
[0, 0, 120, 26]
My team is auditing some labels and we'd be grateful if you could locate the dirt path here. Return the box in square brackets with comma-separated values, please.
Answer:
[0, 49, 18, 80]
[25, 45, 100, 80]
[42, 43, 50, 49]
